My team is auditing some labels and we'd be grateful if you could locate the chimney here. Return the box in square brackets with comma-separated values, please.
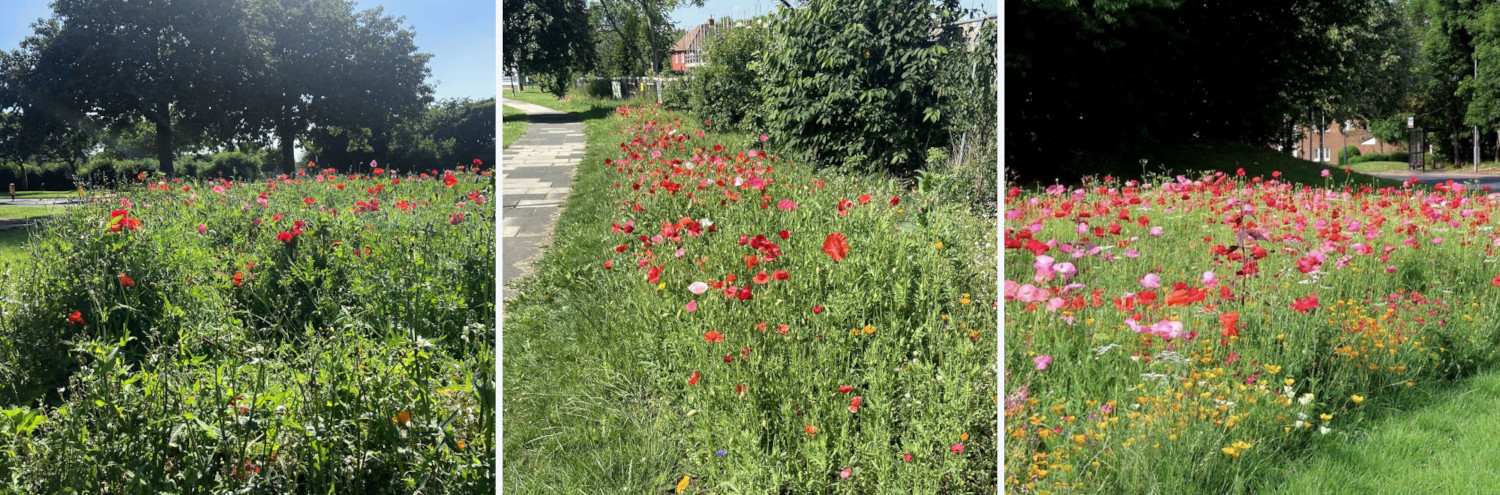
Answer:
[708, 15, 715, 26]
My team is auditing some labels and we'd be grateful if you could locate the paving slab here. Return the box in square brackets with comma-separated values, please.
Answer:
[501, 98, 586, 298]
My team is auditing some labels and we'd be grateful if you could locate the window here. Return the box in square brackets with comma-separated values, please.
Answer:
[1361, 137, 1378, 146]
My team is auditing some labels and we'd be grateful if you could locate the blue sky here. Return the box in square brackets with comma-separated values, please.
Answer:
[0, 0, 495, 101]
[670, 0, 996, 29]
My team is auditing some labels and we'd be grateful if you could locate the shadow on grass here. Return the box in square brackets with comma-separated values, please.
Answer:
[1261, 366, 1500, 493]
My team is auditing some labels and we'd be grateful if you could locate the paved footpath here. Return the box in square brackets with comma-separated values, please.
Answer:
[501, 99, 586, 296]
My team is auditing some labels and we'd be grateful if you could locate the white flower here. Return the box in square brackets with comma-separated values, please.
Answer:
[1319, 426, 1332, 435]
[1298, 393, 1315, 405]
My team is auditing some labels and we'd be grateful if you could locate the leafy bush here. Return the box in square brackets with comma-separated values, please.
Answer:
[936, 19, 997, 213]
[78, 157, 157, 188]
[1340, 145, 1362, 163]
[584, 78, 613, 99]
[0, 168, 495, 493]
[1347, 150, 1410, 164]
[757, 0, 967, 175]
[659, 79, 693, 111]
[0, 162, 77, 191]
[190, 151, 264, 180]
[688, 20, 766, 129]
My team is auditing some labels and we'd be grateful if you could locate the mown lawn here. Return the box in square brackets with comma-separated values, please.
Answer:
[0, 228, 33, 267]
[0, 206, 61, 220]
[502, 105, 528, 149]
[503, 96, 997, 493]
[1264, 368, 1500, 494]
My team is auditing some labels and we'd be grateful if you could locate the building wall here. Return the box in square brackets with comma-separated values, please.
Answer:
[1293, 120, 1397, 165]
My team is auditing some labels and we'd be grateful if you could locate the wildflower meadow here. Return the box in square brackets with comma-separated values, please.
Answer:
[504, 104, 997, 493]
[0, 166, 495, 493]
[1004, 170, 1500, 493]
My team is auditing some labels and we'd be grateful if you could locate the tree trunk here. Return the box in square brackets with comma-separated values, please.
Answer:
[638, 0, 661, 74]
[154, 109, 174, 177]
[279, 121, 297, 175]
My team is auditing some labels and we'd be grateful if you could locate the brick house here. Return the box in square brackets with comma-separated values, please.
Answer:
[670, 16, 725, 72]
[1289, 120, 1396, 165]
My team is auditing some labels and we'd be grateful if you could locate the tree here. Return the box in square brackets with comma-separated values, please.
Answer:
[25, 0, 260, 176]
[758, 0, 970, 174]
[1008, 0, 1375, 181]
[244, 0, 434, 174]
[504, 0, 596, 97]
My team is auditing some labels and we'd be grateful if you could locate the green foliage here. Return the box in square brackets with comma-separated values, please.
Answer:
[193, 151, 264, 180]
[758, 0, 969, 175]
[1346, 150, 1411, 164]
[688, 20, 767, 129]
[1340, 145, 1362, 163]
[504, 0, 594, 94]
[1009, 0, 1386, 182]
[659, 80, 692, 111]
[0, 169, 494, 493]
[77, 157, 157, 188]
[584, 78, 614, 99]
[936, 18, 997, 213]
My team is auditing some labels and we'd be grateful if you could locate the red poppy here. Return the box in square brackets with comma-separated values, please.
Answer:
[603, 260, 614, 270]
[119, 274, 135, 288]
[849, 396, 862, 413]
[443, 172, 458, 187]
[705, 330, 724, 342]
[723, 354, 734, 363]
[232, 272, 244, 286]
[753, 271, 771, 284]
[1292, 295, 1319, 313]
[1491, 273, 1500, 287]
[857, 194, 871, 204]
[688, 371, 700, 386]
[890, 196, 900, 207]
[449, 213, 465, 225]
[1219, 312, 1240, 338]
[736, 286, 754, 301]
[778, 229, 790, 240]
[615, 244, 629, 253]
[776, 324, 789, 334]
[1165, 288, 1206, 306]
[772, 270, 789, 281]
[805, 425, 817, 436]
[813, 305, 823, 314]
[648, 265, 663, 284]
[744, 255, 759, 270]
[838, 385, 853, 394]
[735, 384, 746, 395]
[822, 233, 850, 261]
[277, 232, 295, 242]
[67, 311, 85, 326]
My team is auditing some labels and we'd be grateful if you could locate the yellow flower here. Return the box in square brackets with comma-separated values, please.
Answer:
[1319, 413, 1333, 422]
[456, 440, 467, 450]
[935, 242, 943, 249]
[1284, 378, 1295, 387]
[658, 282, 666, 290]
[393, 411, 411, 425]
[1351, 395, 1364, 404]
[676, 475, 690, 493]
[960, 432, 970, 442]
[863, 325, 874, 335]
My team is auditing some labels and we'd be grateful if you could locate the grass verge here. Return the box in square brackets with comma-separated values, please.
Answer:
[503, 105, 529, 149]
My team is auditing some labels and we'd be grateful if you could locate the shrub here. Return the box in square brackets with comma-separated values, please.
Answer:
[688, 20, 766, 129]
[1340, 145, 1361, 163]
[757, 0, 968, 175]
[659, 79, 693, 111]
[936, 18, 997, 213]
[78, 157, 157, 188]
[584, 78, 613, 99]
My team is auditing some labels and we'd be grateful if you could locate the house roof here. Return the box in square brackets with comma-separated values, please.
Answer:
[671, 19, 725, 53]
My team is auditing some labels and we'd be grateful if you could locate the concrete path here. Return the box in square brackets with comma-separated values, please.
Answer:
[501, 99, 586, 296]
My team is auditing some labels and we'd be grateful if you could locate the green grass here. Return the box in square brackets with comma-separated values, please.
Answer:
[1343, 161, 1413, 173]
[1264, 368, 1500, 494]
[1149, 140, 1403, 188]
[0, 206, 60, 220]
[503, 105, 529, 149]
[0, 228, 34, 267]
[503, 95, 996, 492]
